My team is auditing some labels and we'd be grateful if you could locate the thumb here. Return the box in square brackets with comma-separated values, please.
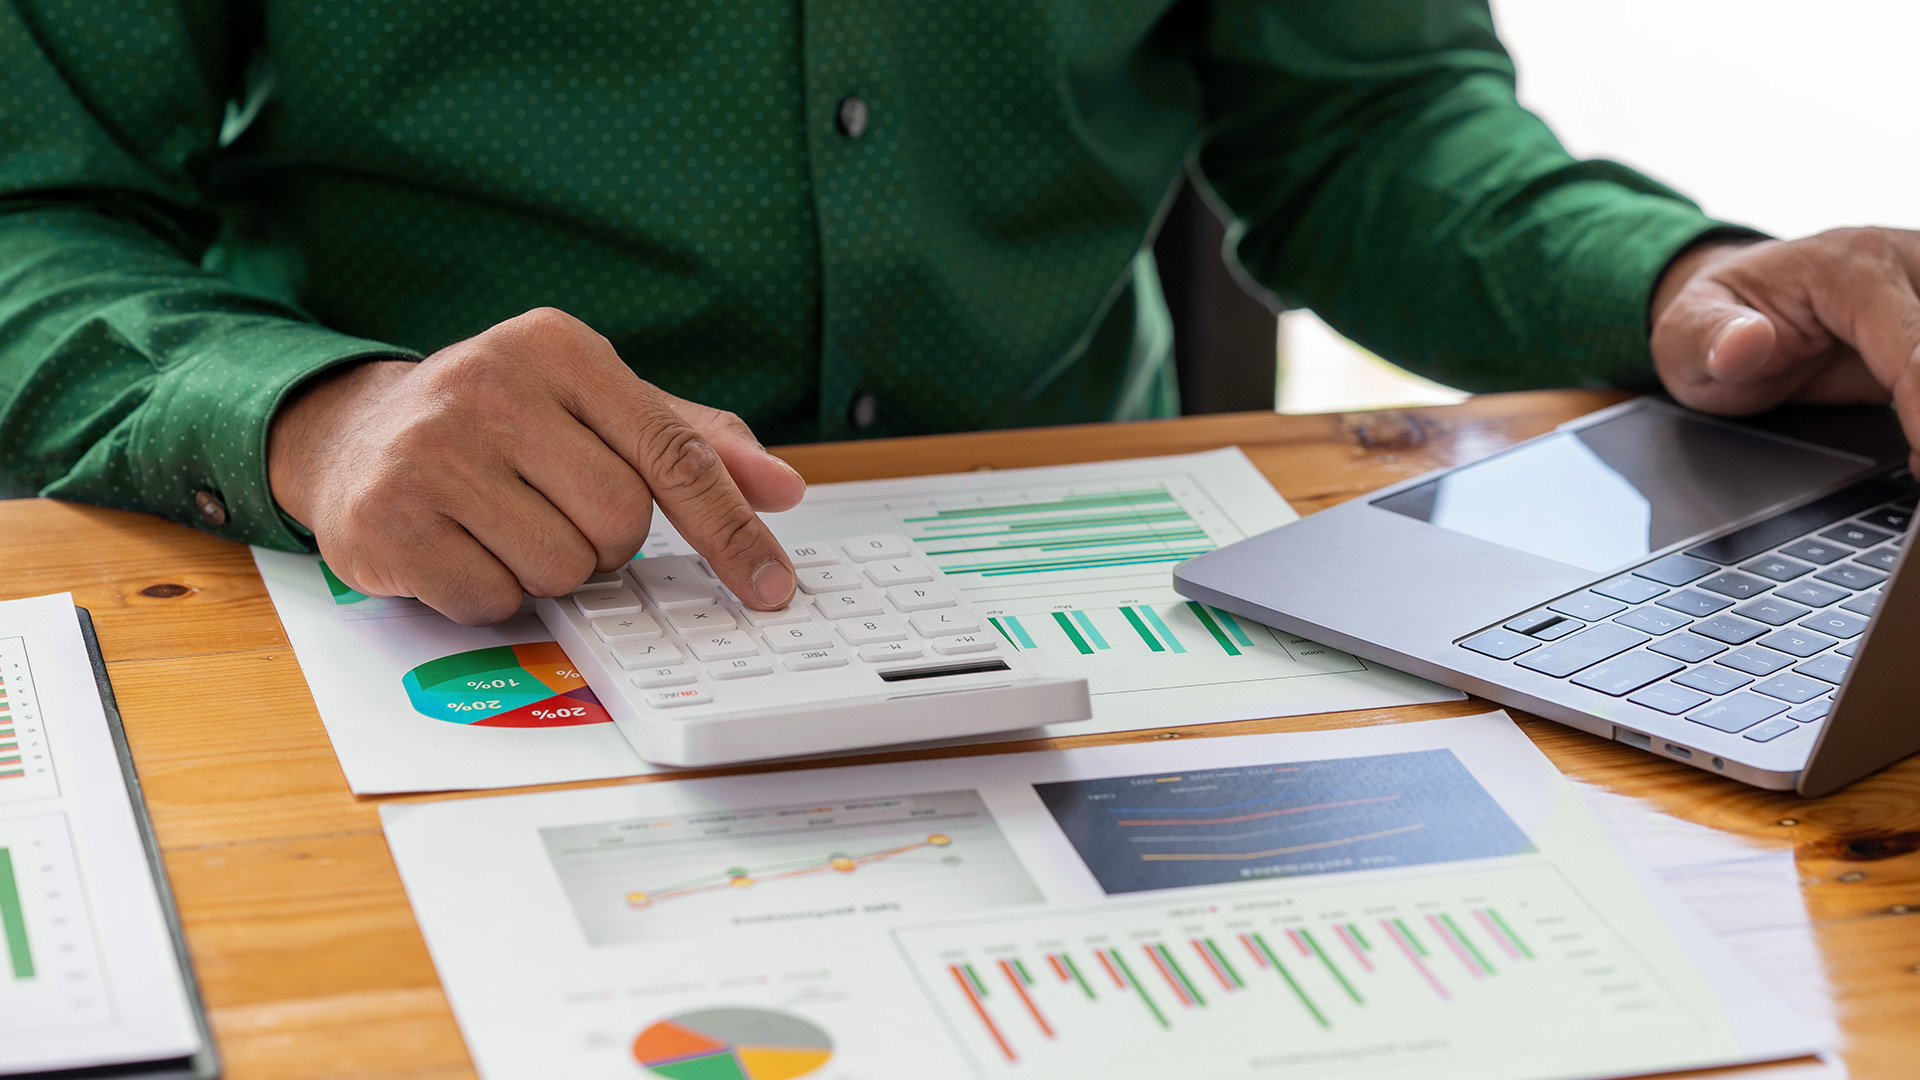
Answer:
[1654, 280, 1780, 386]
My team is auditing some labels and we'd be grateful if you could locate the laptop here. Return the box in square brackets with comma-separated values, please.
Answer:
[1173, 397, 1920, 796]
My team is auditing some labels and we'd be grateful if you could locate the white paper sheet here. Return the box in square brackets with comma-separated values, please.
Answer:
[258, 449, 1459, 793]
[382, 711, 1821, 1080]
[0, 595, 203, 1074]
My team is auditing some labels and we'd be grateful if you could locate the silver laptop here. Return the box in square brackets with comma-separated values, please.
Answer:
[1173, 397, 1920, 795]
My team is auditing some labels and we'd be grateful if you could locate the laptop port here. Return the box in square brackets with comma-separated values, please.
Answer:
[1614, 728, 1651, 750]
[1664, 743, 1693, 760]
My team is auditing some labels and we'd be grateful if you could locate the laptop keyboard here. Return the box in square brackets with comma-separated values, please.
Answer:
[1459, 475, 1915, 747]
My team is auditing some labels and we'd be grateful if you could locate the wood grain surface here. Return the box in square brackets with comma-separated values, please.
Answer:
[2, 389, 1913, 1080]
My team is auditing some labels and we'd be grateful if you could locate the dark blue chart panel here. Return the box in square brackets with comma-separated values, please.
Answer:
[1035, 750, 1535, 895]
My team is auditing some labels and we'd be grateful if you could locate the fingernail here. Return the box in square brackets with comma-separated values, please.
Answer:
[1708, 314, 1761, 367]
[772, 456, 805, 484]
[751, 559, 796, 607]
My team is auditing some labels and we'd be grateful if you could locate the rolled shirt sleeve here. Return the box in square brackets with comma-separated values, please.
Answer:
[0, 2, 415, 548]
[1191, 0, 1764, 391]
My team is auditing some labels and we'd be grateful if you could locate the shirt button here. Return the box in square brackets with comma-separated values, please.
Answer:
[837, 95, 869, 138]
[194, 490, 229, 527]
[848, 392, 879, 431]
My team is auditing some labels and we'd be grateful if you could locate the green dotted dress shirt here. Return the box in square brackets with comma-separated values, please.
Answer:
[0, 0, 1740, 549]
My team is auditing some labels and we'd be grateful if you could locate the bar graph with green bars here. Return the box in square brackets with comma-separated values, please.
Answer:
[989, 603, 1260, 658]
[903, 486, 1218, 578]
[0, 847, 33, 979]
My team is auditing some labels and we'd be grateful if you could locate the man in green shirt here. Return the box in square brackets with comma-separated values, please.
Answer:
[3, 1, 1915, 625]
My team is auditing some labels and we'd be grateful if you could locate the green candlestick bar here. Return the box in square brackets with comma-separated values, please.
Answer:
[0, 848, 34, 979]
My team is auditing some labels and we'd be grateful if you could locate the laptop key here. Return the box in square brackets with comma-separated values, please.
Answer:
[1855, 546, 1901, 572]
[1837, 638, 1859, 657]
[1820, 523, 1894, 548]
[1594, 575, 1668, 604]
[1549, 592, 1629, 622]
[1693, 614, 1767, 645]
[1859, 506, 1913, 532]
[1787, 697, 1834, 722]
[1780, 538, 1847, 565]
[1688, 480, 1905, 564]
[1717, 646, 1794, 677]
[1614, 606, 1690, 635]
[1687, 692, 1788, 733]
[1460, 628, 1540, 660]
[1774, 579, 1849, 607]
[1648, 632, 1727, 663]
[1814, 563, 1888, 590]
[1635, 553, 1717, 586]
[1504, 610, 1559, 635]
[1839, 589, 1881, 616]
[1743, 716, 1801, 743]
[1515, 623, 1650, 678]
[1798, 610, 1868, 639]
[1657, 589, 1733, 617]
[1570, 650, 1686, 696]
[1759, 627, 1836, 657]
[1628, 682, 1712, 715]
[1732, 597, 1811, 626]
[1795, 653, 1850, 685]
[1752, 672, 1827, 704]
[1698, 571, 1771, 600]
[1675, 664, 1752, 695]
[1739, 555, 1813, 582]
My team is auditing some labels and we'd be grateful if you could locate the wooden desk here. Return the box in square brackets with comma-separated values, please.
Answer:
[2, 389, 1914, 1079]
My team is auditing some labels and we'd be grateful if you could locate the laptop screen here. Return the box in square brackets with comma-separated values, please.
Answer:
[1371, 406, 1870, 572]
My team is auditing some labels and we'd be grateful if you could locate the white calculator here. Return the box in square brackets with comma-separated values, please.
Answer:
[535, 534, 1092, 765]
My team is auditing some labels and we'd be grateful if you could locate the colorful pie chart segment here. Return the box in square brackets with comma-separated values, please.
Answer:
[401, 642, 612, 728]
[633, 1008, 833, 1080]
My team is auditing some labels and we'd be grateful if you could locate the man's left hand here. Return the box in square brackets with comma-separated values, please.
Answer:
[1651, 228, 1920, 471]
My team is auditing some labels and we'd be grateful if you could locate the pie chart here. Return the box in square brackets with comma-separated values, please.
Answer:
[401, 642, 612, 728]
[633, 1008, 833, 1080]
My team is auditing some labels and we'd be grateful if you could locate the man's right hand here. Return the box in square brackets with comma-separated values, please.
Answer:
[267, 307, 804, 626]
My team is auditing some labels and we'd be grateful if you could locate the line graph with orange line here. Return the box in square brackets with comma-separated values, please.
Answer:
[539, 788, 1045, 945]
[1035, 750, 1536, 895]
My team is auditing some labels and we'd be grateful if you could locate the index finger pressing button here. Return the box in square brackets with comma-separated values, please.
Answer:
[630, 556, 718, 609]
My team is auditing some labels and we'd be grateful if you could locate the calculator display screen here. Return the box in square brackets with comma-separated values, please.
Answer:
[1372, 406, 1868, 572]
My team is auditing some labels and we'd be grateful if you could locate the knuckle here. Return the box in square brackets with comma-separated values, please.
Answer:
[520, 546, 597, 598]
[644, 423, 725, 497]
[583, 487, 656, 566]
[451, 588, 523, 628]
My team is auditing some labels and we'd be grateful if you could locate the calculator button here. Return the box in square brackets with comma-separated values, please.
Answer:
[796, 564, 862, 593]
[783, 541, 841, 567]
[707, 657, 774, 680]
[763, 623, 838, 653]
[864, 559, 933, 586]
[784, 647, 849, 670]
[571, 572, 626, 591]
[838, 616, 910, 645]
[686, 634, 759, 661]
[633, 666, 695, 688]
[592, 613, 662, 642]
[742, 599, 815, 627]
[630, 556, 718, 609]
[842, 534, 912, 561]
[668, 605, 737, 633]
[886, 583, 956, 611]
[932, 633, 998, 655]
[611, 641, 683, 669]
[645, 686, 713, 708]
[815, 589, 887, 618]
[859, 641, 924, 662]
[911, 609, 982, 636]
[574, 586, 644, 617]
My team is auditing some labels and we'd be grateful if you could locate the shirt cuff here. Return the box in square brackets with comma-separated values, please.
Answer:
[129, 320, 420, 550]
[1556, 200, 1768, 389]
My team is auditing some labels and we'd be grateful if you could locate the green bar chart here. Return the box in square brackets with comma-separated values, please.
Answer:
[894, 862, 1700, 1078]
[0, 814, 110, 1034]
[904, 488, 1216, 579]
[0, 848, 32, 978]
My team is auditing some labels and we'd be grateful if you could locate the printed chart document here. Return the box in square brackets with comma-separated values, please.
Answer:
[0, 595, 207, 1075]
[257, 449, 1458, 793]
[382, 712, 1819, 1080]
